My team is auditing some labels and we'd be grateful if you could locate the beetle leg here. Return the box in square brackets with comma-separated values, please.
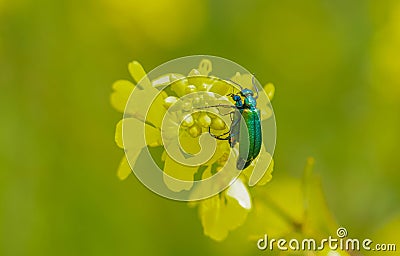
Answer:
[219, 111, 235, 116]
[194, 105, 238, 120]
[229, 112, 234, 121]
[217, 111, 235, 119]
[230, 115, 240, 127]
[208, 127, 230, 140]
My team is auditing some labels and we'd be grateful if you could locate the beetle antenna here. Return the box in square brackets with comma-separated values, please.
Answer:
[227, 78, 244, 91]
[252, 74, 259, 99]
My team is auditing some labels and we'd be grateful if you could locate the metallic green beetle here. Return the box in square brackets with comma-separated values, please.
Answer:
[208, 76, 262, 170]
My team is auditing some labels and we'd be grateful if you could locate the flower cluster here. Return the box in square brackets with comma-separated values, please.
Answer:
[111, 59, 275, 241]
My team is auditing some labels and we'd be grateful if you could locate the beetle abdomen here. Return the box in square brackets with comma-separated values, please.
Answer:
[237, 108, 262, 170]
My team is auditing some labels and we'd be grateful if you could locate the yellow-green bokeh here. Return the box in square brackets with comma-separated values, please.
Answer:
[1, 0, 399, 255]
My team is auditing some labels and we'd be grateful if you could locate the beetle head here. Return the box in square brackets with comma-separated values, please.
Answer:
[231, 94, 242, 102]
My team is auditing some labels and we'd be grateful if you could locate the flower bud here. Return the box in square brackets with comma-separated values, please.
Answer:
[205, 107, 219, 118]
[181, 114, 194, 127]
[188, 124, 202, 138]
[170, 75, 188, 97]
[185, 84, 197, 94]
[210, 117, 226, 130]
[197, 83, 210, 91]
[163, 96, 178, 108]
[188, 69, 201, 76]
[198, 112, 212, 127]
[182, 101, 192, 111]
[192, 96, 202, 107]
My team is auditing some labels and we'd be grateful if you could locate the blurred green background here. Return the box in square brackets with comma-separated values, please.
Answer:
[1, 0, 399, 255]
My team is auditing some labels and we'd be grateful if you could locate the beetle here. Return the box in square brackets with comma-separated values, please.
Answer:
[201, 76, 262, 170]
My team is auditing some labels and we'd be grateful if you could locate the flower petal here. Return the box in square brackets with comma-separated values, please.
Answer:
[257, 157, 274, 186]
[198, 180, 250, 241]
[110, 80, 135, 113]
[243, 146, 274, 186]
[115, 120, 123, 148]
[226, 178, 252, 210]
[163, 154, 197, 192]
[145, 125, 162, 147]
[205, 140, 230, 166]
[256, 95, 273, 121]
[146, 92, 167, 128]
[123, 118, 148, 150]
[198, 59, 212, 76]
[263, 82, 275, 101]
[179, 130, 201, 154]
[125, 86, 166, 128]
[209, 79, 231, 96]
[128, 61, 151, 89]
[201, 165, 213, 179]
[117, 155, 132, 180]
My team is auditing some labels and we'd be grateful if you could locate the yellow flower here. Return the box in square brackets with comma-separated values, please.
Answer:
[111, 57, 276, 241]
[198, 177, 251, 241]
[111, 59, 233, 185]
[112, 61, 147, 179]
